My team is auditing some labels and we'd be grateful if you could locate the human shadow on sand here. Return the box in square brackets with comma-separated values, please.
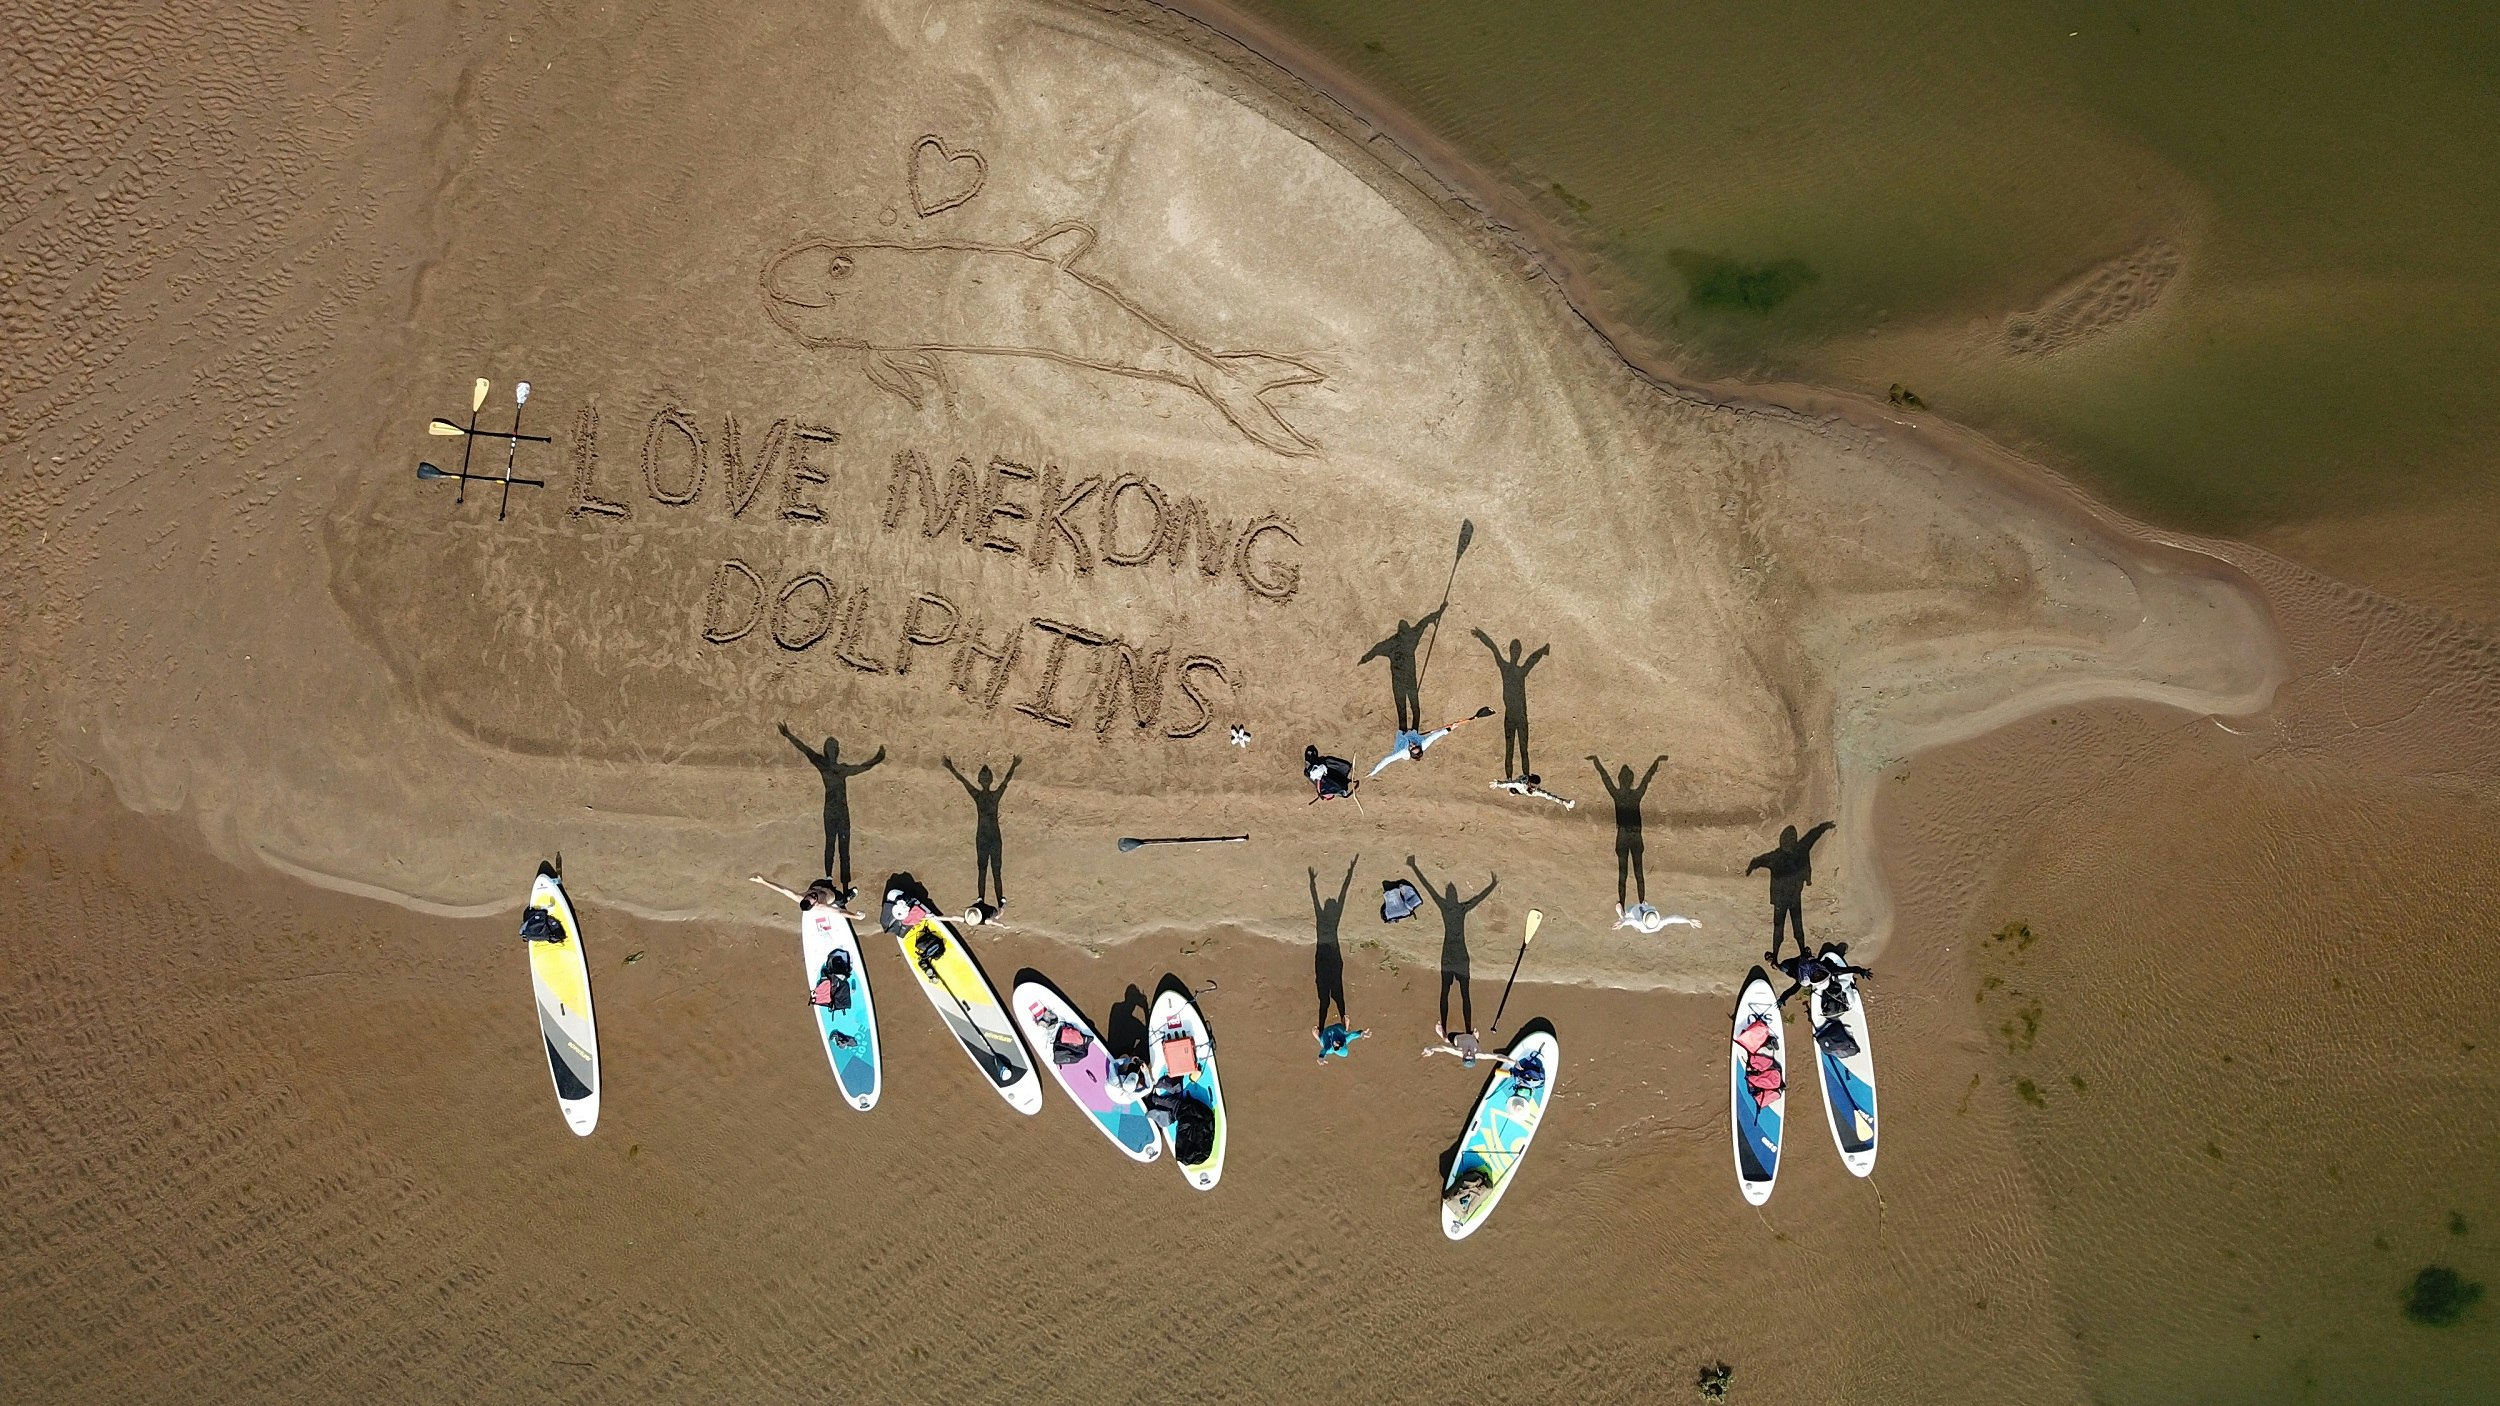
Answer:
[1589, 755, 1667, 910]
[779, 724, 884, 886]
[1407, 856, 1496, 1034]
[1312, 855, 1358, 1030]
[1435, 1017, 1558, 1186]
[1105, 983, 1152, 1058]
[1359, 605, 1447, 733]
[1471, 629, 1550, 780]
[943, 755, 1019, 909]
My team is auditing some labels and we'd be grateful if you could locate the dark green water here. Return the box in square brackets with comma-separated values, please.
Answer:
[1241, 0, 2500, 539]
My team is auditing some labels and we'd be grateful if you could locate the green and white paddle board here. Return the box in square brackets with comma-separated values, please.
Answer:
[1148, 988, 1226, 1190]
[803, 903, 880, 1111]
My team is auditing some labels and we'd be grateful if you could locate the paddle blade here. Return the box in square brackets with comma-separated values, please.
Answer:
[428, 419, 466, 436]
[515, 380, 532, 406]
[1117, 837, 1144, 852]
[1524, 909, 1543, 945]
[417, 463, 449, 480]
[471, 377, 489, 412]
[1456, 518, 1474, 558]
[1474, 706, 1494, 718]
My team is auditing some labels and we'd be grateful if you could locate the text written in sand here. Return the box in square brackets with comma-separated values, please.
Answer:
[568, 401, 1303, 605]
[700, 566, 1235, 740]
[547, 397, 1288, 743]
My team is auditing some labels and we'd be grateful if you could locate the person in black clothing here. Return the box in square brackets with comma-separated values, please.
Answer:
[1407, 855, 1497, 1034]
[1775, 942, 1872, 1007]
[1304, 744, 1358, 801]
[1748, 820, 1835, 963]
[1358, 605, 1446, 732]
[1590, 755, 1668, 909]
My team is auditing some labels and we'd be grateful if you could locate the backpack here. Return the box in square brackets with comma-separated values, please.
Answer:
[1818, 980, 1851, 1021]
[1381, 880, 1423, 923]
[1051, 1022, 1093, 1066]
[1170, 1094, 1216, 1165]
[812, 949, 854, 1012]
[1814, 1017, 1860, 1059]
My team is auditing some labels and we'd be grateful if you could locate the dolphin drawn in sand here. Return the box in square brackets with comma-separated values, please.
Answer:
[759, 221, 1324, 456]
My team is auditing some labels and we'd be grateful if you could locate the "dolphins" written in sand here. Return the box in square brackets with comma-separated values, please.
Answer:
[759, 220, 1326, 457]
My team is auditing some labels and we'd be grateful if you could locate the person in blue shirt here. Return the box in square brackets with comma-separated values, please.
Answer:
[1314, 1023, 1369, 1062]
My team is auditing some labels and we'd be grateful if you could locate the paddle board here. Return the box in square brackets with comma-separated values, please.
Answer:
[1729, 969, 1785, 1204]
[1807, 961, 1879, 1177]
[896, 916, 1041, 1115]
[1440, 1030, 1560, 1240]
[1147, 988, 1226, 1190]
[1011, 982, 1160, 1163]
[803, 903, 880, 1111]
[523, 862, 600, 1136]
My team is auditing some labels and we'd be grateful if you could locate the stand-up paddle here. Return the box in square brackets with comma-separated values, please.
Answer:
[419, 462, 545, 490]
[496, 381, 531, 521]
[1414, 518, 1473, 697]
[1117, 834, 1249, 852]
[451, 377, 485, 504]
[428, 419, 552, 443]
[1488, 908, 1541, 1034]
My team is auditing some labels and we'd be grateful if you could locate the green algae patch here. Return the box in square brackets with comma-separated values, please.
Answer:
[1668, 250, 1817, 314]
[2402, 1266, 2484, 1327]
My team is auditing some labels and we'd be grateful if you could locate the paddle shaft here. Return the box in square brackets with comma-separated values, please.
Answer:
[496, 397, 529, 521]
[917, 943, 1018, 1086]
[426, 465, 545, 487]
[432, 420, 552, 442]
[1489, 941, 1530, 1032]
[1414, 520, 1472, 699]
[1123, 834, 1248, 849]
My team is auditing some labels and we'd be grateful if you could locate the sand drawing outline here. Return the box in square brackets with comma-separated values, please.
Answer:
[908, 134, 987, 218]
[759, 219, 1327, 457]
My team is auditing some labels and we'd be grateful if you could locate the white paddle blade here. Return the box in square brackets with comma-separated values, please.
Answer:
[471, 377, 489, 411]
[1524, 909, 1543, 944]
[515, 380, 532, 405]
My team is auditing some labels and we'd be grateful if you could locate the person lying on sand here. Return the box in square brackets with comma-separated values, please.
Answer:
[1423, 1022, 1518, 1072]
[1315, 1023, 1369, 1063]
[1491, 774, 1575, 809]
[1775, 942, 1873, 1008]
[1614, 903, 1701, 934]
[1368, 707, 1494, 778]
[749, 874, 864, 919]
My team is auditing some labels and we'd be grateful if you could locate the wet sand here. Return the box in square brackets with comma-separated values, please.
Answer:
[5, 0, 2498, 1401]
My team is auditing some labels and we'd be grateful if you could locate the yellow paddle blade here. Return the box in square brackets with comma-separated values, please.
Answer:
[428, 419, 465, 436]
[1523, 909, 1543, 944]
[1854, 1110, 1876, 1140]
[471, 377, 489, 411]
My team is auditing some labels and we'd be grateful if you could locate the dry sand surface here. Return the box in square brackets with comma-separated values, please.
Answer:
[5, 0, 2497, 1401]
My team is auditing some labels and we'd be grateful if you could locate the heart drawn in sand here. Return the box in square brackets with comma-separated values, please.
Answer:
[908, 135, 986, 218]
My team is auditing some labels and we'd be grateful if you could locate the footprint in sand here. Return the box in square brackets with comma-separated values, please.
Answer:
[2002, 237, 2184, 357]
